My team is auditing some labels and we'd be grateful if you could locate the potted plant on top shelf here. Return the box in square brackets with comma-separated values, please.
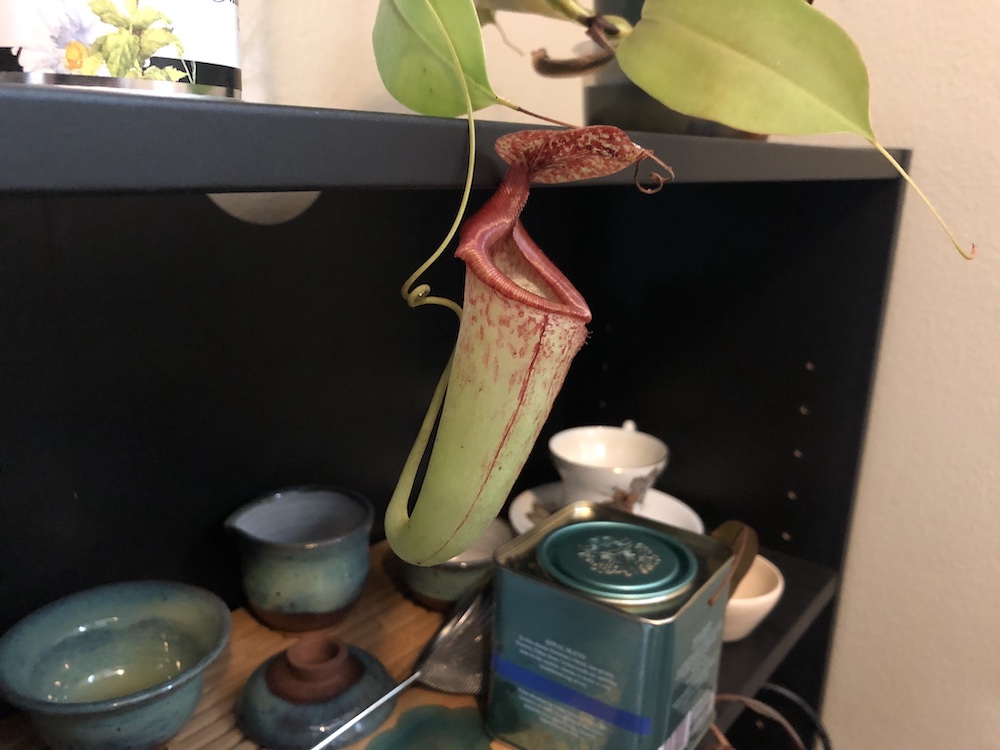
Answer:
[366, 0, 975, 568]
[374, 0, 970, 255]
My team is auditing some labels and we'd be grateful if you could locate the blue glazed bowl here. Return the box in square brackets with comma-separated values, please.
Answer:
[0, 580, 231, 750]
[226, 486, 374, 632]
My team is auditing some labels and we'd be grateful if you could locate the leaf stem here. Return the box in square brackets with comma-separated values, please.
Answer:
[495, 95, 578, 129]
[543, 0, 594, 24]
[870, 139, 976, 261]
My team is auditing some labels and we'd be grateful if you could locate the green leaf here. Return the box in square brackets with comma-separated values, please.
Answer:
[139, 27, 180, 59]
[474, 0, 582, 21]
[162, 65, 187, 82]
[615, 0, 875, 138]
[80, 52, 105, 76]
[88, 0, 130, 30]
[102, 28, 140, 77]
[131, 7, 173, 32]
[373, 0, 497, 117]
[143, 64, 186, 82]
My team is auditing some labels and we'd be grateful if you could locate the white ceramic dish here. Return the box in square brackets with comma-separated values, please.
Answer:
[549, 421, 668, 506]
[723, 554, 784, 642]
[508, 482, 704, 536]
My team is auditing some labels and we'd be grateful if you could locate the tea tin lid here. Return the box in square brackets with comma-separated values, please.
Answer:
[537, 521, 696, 604]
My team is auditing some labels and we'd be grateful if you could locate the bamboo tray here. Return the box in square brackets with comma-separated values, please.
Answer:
[0, 542, 509, 750]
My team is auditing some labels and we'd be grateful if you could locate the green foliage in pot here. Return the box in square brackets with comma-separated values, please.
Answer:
[372, 0, 973, 259]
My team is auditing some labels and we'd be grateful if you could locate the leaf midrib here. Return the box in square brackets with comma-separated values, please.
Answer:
[393, 0, 496, 105]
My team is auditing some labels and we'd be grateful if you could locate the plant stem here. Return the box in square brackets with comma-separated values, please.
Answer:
[544, 0, 594, 24]
[399, 0, 481, 319]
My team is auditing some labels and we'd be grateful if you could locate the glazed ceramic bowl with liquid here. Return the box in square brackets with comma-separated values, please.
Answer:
[226, 485, 374, 631]
[0, 580, 231, 750]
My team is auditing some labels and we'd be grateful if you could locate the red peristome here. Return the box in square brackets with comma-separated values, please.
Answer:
[457, 126, 651, 318]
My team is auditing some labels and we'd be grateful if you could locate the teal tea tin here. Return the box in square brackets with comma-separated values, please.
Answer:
[488, 502, 733, 750]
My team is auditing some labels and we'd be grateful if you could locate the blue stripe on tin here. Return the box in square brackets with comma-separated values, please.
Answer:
[493, 655, 652, 735]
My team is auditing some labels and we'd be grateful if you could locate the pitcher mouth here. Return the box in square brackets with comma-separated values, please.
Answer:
[454, 125, 662, 327]
[456, 170, 591, 324]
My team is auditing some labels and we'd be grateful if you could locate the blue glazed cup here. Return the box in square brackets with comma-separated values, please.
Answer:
[0, 581, 230, 750]
[226, 485, 374, 632]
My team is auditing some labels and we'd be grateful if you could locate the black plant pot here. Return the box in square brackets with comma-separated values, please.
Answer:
[583, 75, 765, 139]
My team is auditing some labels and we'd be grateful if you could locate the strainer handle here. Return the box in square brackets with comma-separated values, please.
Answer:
[306, 669, 423, 750]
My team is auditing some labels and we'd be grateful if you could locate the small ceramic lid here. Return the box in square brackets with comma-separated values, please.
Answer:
[237, 642, 397, 750]
[265, 637, 363, 704]
[537, 521, 696, 606]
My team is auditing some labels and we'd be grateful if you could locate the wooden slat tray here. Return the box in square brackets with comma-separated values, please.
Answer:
[0, 542, 508, 749]
[0, 541, 837, 750]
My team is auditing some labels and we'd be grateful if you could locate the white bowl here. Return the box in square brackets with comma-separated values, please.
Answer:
[548, 422, 668, 507]
[723, 555, 784, 642]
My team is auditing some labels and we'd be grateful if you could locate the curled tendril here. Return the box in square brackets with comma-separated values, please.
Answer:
[398, 1, 477, 321]
[401, 279, 463, 317]
[869, 140, 977, 260]
[633, 151, 676, 194]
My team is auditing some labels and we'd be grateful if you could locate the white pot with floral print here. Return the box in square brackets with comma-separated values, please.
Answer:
[0, 0, 240, 97]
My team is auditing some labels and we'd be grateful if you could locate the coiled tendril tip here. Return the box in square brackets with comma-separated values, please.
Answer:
[633, 151, 676, 194]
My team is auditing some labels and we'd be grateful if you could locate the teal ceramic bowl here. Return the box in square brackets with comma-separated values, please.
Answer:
[226, 485, 374, 631]
[402, 519, 513, 610]
[0, 580, 231, 750]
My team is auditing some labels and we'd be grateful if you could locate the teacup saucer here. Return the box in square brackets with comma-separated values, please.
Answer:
[508, 482, 704, 536]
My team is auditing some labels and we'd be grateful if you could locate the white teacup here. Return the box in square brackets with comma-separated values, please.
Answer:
[548, 420, 669, 508]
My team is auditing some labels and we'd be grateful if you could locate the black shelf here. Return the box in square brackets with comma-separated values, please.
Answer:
[714, 550, 838, 732]
[0, 83, 900, 741]
[0, 85, 902, 193]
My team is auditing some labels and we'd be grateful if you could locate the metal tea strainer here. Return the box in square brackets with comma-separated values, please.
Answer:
[306, 582, 494, 750]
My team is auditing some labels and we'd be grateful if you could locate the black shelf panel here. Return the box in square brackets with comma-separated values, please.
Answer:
[712, 549, 838, 734]
[0, 85, 902, 193]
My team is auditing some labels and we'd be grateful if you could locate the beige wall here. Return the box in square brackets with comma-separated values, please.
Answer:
[794, 2, 1000, 747]
[238, 2, 1000, 747]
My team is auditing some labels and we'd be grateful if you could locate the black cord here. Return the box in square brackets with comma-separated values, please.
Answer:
[760, 682, 833, 750]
